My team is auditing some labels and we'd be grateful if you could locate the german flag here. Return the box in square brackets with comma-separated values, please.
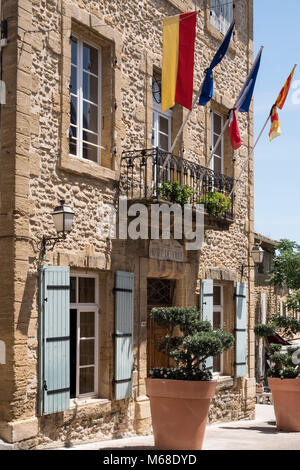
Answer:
[161, 11, 197, 113]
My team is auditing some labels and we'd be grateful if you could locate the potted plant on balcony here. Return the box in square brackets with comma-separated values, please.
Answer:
[145, 307, 234, 450]
[254, 315, 300, 431]
[159, 181, 195, 205]
[198, 191, 232, 217]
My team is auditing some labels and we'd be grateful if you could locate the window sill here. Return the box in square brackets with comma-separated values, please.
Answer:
[214, 375, 234, 391]
[59, 153, 120, 182]
[69, 397, 111, 410]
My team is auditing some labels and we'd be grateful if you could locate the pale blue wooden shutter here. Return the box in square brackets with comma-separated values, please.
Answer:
[222, 0, 233, 34]
[210, 0, 233, 34]
[235, 282, 247, 377]
[260, 293, 266, 377]
[114, 271, 134, 400]
[39, 266, 70, 415]
[201, 279, 214, 371]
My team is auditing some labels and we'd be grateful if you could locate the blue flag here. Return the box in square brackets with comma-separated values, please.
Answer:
[199, 22, 235, 107]
[235, 48, 262, 112]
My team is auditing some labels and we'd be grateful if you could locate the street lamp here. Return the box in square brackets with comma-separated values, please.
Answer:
[241, 244, 264, 276]
[40, 200, 75, 258]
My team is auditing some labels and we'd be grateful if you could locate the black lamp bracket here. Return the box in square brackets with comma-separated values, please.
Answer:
[40, 233, 66, 259]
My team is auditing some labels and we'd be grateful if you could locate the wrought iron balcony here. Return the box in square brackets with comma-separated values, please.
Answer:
[120, 148, 234, 220]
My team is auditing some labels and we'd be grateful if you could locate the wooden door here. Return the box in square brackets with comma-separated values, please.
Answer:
[147, 279, 175, 373]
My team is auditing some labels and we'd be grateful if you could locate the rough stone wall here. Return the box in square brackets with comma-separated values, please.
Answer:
[0, 0, 255, 448]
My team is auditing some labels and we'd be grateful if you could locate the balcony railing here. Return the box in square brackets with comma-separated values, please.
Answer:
[120, 148, 234, 220]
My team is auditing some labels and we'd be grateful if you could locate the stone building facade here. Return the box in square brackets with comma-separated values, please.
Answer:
[254, 232, 300, 382]
[0, 0, 256, 448]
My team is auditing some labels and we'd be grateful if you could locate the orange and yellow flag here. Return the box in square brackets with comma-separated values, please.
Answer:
[269, 65, 296, 142]
[269, 106, 281, 142]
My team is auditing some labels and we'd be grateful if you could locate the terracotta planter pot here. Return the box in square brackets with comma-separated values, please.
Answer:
[145, 378, 216, 450]
[269, 378, 300, 432]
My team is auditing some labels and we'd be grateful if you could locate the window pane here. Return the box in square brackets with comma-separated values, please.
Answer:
[71, 37, 77, 65]
[83, 101, 98, 133]
[70, 65, 77, 95]
[79, 277, 95, 303]
[213, 311, 221, 330]
[80, 311, 95, 338]
[159, 116, 169, 135]
[213, 114, 222, 135]
[213, 286, 221, 306]
[83, 43, 98, 75]
[80, 339, 95, 365]
[213, 134, 222, 155]
[70, 277, 76, 303]
[214, 156, 222, 174]
[79, 366, 94, 394]
[69, 138, 77, 156]
[83, 72, 98, 104]
[70, 125, 77, 138]
[70, 96, 77, 125]
[159, 133, 168, 152]
[83, 129, 98, 146]
[82, 142, 98, 162]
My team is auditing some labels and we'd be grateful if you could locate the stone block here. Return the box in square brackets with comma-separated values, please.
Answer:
[0, 417, 38, 443]
[135, 396, 150, 420]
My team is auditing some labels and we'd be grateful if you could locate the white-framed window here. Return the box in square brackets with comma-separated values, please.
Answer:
[210, 0, 234, 35]
[69, 35, 102, 163]
[213, 285, 224, 374]
[152, 103, 172, 152]
[211, 111, 224, 174]
[70, 273, 99, 398]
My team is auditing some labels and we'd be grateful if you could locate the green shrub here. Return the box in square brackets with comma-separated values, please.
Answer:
[149, 307, 234, 381]
[159, 182, 195, 205]
[254, 324, 276, 338]
[254, 315, 300, 379]
[198, 191, 232, 217]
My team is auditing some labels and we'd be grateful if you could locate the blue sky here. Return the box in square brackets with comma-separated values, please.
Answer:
[254, 0, 300, 244]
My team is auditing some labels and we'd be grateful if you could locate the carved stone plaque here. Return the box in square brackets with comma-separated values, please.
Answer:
[149, 239, 184, 263]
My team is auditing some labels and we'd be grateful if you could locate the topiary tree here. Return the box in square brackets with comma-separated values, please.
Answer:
[268, 239, 300, 313]
[254, 315, 300, 379]
[149, 307, 234, 381]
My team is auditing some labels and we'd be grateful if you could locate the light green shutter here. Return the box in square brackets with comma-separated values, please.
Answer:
[200, 279, 214, 371]
[114, 271, 134, 400]
[235, 282, 247, 378]
[260, 293, 266, 377]
[39, 266, 70, 415]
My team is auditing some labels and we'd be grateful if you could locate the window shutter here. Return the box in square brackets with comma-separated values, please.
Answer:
[210, 0, 220, 30]
[39, 266, 70, 415]
[222, 0, 234, 34]
[200, 279, 214, 371]
[261, 294, 266, 324]
[259, 293, 266, 377]
[114, 271, 134, 400]
[235, 282, 247, 377]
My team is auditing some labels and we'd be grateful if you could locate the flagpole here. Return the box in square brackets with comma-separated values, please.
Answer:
[159, 87, 201, 179]
[229, 111, 271, 197]
[170, 88, 202, 153]
[206, 45, 264, 169]
[169, 20, 235, 155]
[158, 20, 236, 178]
[230, 62, 297, 197]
